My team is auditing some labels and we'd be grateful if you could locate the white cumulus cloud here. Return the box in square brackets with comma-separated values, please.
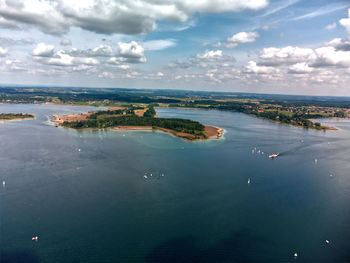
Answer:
[215, 31, 259, 48]
[117, 41, 146, 63]
[259, 46, 316, 66]
[245, 61, 277, 74]
[288, 62, 313, 74]
[0, 46, 8, 56]
[32, 42, 55, 57]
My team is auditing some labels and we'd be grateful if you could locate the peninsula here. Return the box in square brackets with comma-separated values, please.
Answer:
[52, 106, 223, 141]
[0, 113, 34, 121]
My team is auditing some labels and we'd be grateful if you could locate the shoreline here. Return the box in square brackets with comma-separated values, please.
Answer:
[0, 117, 34, 122]
[0, 115, 35, 122]
[156, 106, 339, 131]
[51, 113, 223, 141]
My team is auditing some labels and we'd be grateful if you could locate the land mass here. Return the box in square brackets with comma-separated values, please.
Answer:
[2, 86, 348, 130]
[52, 106, 222, 141]
[0, 113, 34, 121]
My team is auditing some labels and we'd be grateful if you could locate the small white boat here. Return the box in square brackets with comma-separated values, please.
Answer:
[32, 236, 38, 241]
[326, 240, 330, 244]
[161, 173, 164, 177]
[2, 180, 5, 187]
[248, 178, 251, 184]
[78, 149, 81, 152]
[269, 153, 279, 158]
[143, 175, 148, 179]
[314, 158, 318, 164]
[294, 252, 298, 257]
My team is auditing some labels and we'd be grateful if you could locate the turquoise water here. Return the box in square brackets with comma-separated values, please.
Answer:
[0, 104, 349, 262]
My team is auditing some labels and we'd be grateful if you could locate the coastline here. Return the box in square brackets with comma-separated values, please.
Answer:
[308, 119, 338, 130]
[43, 103, 340, 131]
[51, 112, 223, 141]
[0, 117, 34, 122]
[249, 113, 338, 131]
[0, 115, 35, 122]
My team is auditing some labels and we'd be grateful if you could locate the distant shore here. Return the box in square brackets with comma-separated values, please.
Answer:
[0, 113, 35, 122]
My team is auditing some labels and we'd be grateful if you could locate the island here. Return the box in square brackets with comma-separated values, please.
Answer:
[52, 106, 223, 141]
[0, 113, 34, 121]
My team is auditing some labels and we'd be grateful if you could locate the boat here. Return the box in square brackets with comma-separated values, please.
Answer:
[269, 153, 279, 158]
[32, 236, 38, 241]
[248, 178, 251, 184]
[2, 180, 5, 187]
[294, 253, 298, 257]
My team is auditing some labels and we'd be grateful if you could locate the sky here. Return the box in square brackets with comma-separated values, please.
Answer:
[1, 0, 350, 96]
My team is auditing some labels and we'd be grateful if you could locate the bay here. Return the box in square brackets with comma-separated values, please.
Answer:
[1, 104, 349, 262]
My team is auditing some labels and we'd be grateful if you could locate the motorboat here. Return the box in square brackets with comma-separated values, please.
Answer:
[269, 153, 279, 158]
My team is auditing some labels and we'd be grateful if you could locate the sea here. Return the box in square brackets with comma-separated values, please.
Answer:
[0, 104, 349, 263]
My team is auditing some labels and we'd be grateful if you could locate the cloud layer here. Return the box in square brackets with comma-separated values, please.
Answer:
[0, 0, 268, 35]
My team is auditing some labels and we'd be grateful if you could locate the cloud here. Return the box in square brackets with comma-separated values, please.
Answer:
[0, 16, 19, 29]
[215, 31, 259, 48]
[0, 0, 69, 35]
[292, 3, 349, 21]
[32, 42, 55, 57]
[325, 22, 337, 30]
[0, 46, 8, 56]
[167, 49, 235, 71]
[69, 45, 114, 57]
[143, 39, 176, 51]
[259, 46, 315, 66]
[312, 46, 350, 68]
[117, 41, 146, 63]
[60, 39, 72, 46]
[33, 48, 99, 68]
[244, 61, 278, 74]
[3, 58, 26, 71]
[228, 31, 259, 44]
[196, 50, 223, 59]
[288, 62, 313, 74]
[108, 57, 127, 65]
[46, 50, 99, 67]
[261, 0, 300, 17]
[325, 38, 350, 51]
[258, 44, 350, 69]
[0, 0, 268, 35]
[340, 9, 350, 37]
[0, 37, 35, 46]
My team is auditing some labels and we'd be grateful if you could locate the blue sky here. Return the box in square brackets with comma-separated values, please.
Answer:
[0, 0, 350, 95]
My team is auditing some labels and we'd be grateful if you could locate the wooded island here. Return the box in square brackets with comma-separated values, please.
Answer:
[53, 106, 223, 141]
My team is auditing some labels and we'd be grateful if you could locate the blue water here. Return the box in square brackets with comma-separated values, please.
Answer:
[0, 104, 349, 262]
